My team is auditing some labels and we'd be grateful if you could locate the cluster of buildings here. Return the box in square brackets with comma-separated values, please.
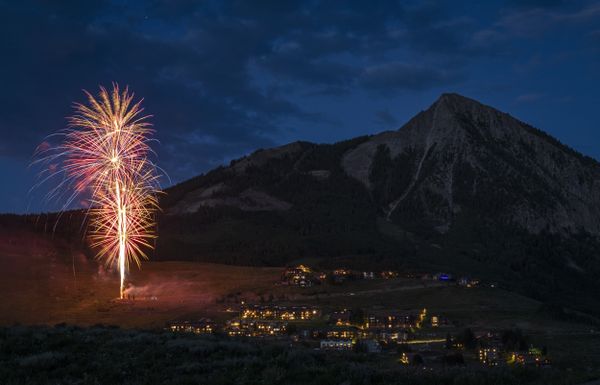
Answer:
[225, 318, 287, 337]
[162, 263, 548, 370]
[477, 337, 551, 368]
[280, 265, 487, 289]
[280, 265, 409, 286]
[240, 304, 320, 321]
[219, 304, 321, 338]
[472, 332, 551, 368]
[507, 349, 552, 367]
[281, 265, 315, 287]
[394, 334, 551, 368]
[165, 305, 549, 369]
[478, 347, 550, 367]
[166, 305, 439, 349]
[320, 339, 354, 351]
[327, 308, 437, 349]
[167, 318, 217, 334]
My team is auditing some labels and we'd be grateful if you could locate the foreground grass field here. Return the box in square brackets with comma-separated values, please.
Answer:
[0, 324, 594, 385]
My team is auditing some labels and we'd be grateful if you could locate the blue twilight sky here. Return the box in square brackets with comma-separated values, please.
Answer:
[0, 0, 599, 213]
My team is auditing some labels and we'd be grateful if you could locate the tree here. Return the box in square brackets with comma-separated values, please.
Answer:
[286, 323, 297, 335]
[501, 328, 528, 351]
[411, 354, 424, 366]
[461, 328, 476, 349]
[445, 332, 453, 350]
[443, 352, 465, 366]
[350, 308, 365, 325]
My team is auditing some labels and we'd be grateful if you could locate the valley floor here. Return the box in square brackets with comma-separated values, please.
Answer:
[1, 230, 599, 383]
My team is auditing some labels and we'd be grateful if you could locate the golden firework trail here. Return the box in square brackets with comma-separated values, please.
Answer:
[35, 84, 160, 299]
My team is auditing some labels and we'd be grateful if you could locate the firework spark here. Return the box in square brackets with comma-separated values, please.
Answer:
[36, 84, 160, 299]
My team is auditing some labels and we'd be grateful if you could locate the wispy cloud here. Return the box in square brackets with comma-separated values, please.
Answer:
[516, 93, 545, 103]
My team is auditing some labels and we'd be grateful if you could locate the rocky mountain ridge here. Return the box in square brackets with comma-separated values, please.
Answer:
[166, 93, 600, 237]
[342, 93, 600, 234]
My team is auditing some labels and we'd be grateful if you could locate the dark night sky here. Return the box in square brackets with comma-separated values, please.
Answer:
[1, 0, 599, 213]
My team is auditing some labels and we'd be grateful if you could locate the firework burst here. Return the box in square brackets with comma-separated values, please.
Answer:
[36, 84, 160, 299]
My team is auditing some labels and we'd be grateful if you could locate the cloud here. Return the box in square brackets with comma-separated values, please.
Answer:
[9, 0, 591, 213]
[503, 0, 568, 8]
[1, 0, 599, 214]
[374, 109, 398, 127]
[0, 0, 477, 181]
[515, 93, 545, 103]
[465, 1, 600, 62]
[488, 2, 600, 38]
[0, 0, 312, 185]
[360, 62, 464, 94]
[590, 28, 600, 36]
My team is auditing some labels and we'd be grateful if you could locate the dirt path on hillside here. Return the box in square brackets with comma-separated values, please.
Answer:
[289, 281, 446, 301]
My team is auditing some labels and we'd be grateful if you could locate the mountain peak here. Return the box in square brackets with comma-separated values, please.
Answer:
[342, 92, 600, 235]
[433, 92, 494, 116]
[438, 92, 479, 103]
[437, 92, 473, 102]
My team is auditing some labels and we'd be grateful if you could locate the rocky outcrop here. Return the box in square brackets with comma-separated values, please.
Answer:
[342, 93, 600, 234]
